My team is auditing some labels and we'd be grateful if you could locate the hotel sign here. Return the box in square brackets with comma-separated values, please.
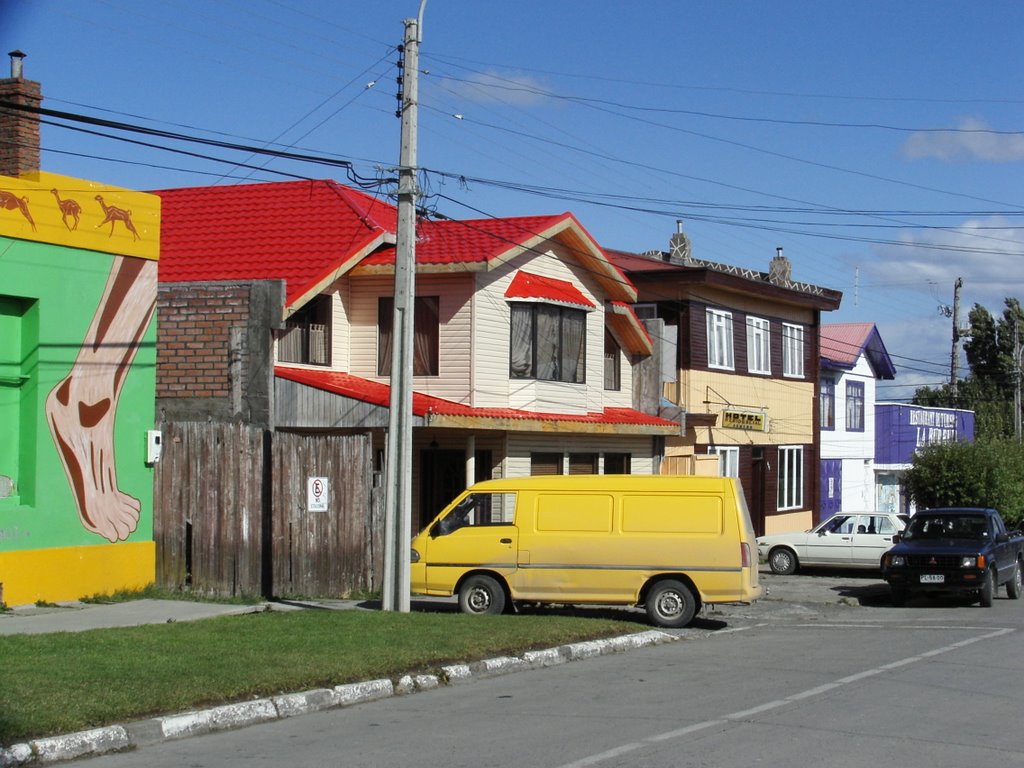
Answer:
[722, 409, 768, 432]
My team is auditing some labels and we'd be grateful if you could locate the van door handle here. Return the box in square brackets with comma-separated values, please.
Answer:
[500, 538, 512, 544]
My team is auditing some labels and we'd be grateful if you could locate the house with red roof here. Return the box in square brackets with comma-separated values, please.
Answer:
[819, 322, 896, 520]
[155, 179, 679, 538]
[610, 233, 843, 536]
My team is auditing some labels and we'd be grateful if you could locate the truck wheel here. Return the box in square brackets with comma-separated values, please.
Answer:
[458, 575, 506, 616]
[1007, 560, 1023, 600]
[980, 568, 995, 608]
[645, 579, 697, 628]
[768, 547, 798, 575]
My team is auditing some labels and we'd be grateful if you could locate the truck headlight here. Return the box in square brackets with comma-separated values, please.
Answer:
[410, 548, 420, 563]
[888, 555, 905, 567]
[961, 555, 984, 569]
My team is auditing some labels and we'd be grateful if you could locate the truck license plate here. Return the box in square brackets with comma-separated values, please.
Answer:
[920, 574, 944, 584]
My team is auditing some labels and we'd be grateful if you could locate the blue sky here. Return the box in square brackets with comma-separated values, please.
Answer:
[3, 0, 1023, 400]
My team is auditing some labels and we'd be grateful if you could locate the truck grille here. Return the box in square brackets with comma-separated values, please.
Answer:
[906, 554, 961, 569]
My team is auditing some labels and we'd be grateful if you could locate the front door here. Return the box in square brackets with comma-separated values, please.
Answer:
[419, 448, 465, 532]
[819, 459, 842, 525]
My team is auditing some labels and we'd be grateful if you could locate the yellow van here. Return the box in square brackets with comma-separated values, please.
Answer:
[409, 474, 763, 628]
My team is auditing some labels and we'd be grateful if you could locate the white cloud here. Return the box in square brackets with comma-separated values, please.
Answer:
[434, 70, 551, 106]
[903, 117, 1024, 162]
[863, 216, 1024, 309]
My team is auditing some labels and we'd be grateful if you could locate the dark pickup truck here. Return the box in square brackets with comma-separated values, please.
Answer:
[881, 507, 1024, 607]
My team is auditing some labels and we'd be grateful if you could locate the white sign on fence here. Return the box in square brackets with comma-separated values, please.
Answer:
[307, 476, 329, 512]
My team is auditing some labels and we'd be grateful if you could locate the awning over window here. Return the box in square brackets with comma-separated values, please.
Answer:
[504, 270, 595, 309]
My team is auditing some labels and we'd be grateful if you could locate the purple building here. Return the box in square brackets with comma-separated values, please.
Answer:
[874, 403, 975, 514]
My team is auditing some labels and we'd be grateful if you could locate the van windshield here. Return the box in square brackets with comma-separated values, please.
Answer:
[434, 492, 515, 536]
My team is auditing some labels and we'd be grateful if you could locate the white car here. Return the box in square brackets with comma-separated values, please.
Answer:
[757, 512, 910, 574]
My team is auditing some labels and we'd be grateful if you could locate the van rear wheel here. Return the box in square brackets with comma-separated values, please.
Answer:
[458, 575, 506, 616]
[645, 580, 696, 628]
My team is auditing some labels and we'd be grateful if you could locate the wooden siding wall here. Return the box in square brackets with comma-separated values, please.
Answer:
[154, 422, 380, 599]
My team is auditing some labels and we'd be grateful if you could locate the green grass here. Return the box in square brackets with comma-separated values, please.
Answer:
[79, 584, 263, 605]
[0, 608, 637, 745]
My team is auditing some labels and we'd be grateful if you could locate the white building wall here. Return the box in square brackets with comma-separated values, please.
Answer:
[504, 433, 656, 478]
[821, 354, 879, 511]
[345, 273, 475, 403]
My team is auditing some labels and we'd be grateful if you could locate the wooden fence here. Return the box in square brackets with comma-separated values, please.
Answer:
[154, 422, 382, 599]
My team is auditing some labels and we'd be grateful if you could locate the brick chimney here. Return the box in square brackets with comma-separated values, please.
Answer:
[0, 50, 42, 177]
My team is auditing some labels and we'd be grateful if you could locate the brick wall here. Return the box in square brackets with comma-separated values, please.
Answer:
[156, 280, 284, 427]
[158, 283, 252, 398]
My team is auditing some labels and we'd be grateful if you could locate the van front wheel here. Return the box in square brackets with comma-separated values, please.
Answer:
[458, 575, 506, 616]
[645, 580, 696, 628]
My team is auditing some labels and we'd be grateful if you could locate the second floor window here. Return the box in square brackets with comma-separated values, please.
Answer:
[846, 380, 865, 431]
[279, 295, 331, 366]
[378, 296, 439, 376]
[604, 329, 621, 391]
[746, 316, 771, 375]
[706, 309, 734, 370]
[782, 323, 805, 378]
[821, 377, 835, 430]
[510, 303, 586, 383]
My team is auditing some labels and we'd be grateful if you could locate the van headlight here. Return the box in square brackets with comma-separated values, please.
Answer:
[410, 548, 420, 563]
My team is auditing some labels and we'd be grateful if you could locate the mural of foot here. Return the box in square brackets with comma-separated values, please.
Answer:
[46, 375, 141, 542]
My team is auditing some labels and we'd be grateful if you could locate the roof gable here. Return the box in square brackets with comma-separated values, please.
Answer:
[820, 323, 896, 380]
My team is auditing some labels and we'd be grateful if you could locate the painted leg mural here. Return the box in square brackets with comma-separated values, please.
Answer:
[46, 256, 157, 542]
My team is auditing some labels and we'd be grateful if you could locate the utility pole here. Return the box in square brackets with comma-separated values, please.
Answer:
[1015, 312, 1022, 442]
[951, 277, 963, 402]
[382, 2, 425, 613]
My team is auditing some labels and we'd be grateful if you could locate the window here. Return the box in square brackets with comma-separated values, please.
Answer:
[846, 380, 865, 432]
[782, 323, 804, 378]
[604, 453, 631, 474]
[279, 295, 332, 365]
[378, 296, 439, 376]
[530, 452, 564, 476]
[777, 446, 804, 511]
[510, 303, 586, 383]
[569, 453, 598, 474]
[706, 309, 734, 370]
[604, 329, 621, 391]
[435, 492, 517, 535]
[708, 446, 739, 478]
[0, 296, 38, 504]
[821, 377, 835, 430]
[746, 316, 771, 375]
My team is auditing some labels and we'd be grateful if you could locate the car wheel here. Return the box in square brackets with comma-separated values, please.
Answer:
[980, 567, 995, 608]
[458, 574, 506, 616]
[890, 585, 908, 607]
[768, 547, 798, 575]
[645, 579, 697, 629]
[1007, 560, 1023, 600]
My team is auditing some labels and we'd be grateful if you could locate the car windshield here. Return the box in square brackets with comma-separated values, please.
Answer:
[904, 514, 988, 541]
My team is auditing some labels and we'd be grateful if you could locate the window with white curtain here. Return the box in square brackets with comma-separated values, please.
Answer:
[782, 323, 805, 378]
[746, 316, 771, 375]
[706, 309, 734, 370]
[378, 296, 439, 376]
[509, 303, 586, 383]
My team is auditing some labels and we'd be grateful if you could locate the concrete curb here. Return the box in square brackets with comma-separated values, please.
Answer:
[0, 630, 676, 766]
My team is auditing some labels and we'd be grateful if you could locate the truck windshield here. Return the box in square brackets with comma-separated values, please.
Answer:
[904, 514, 987, 541]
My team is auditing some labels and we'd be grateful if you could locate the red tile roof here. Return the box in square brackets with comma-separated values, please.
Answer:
[155, 180, 395, 308]
[275, 366, 678, 428]
[504, 270, 595, 308]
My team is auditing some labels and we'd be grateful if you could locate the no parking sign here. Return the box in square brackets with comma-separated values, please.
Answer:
[307, 477, 329, 512]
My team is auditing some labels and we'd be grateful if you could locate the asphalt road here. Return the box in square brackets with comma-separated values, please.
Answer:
[78, 569, 1024, 768]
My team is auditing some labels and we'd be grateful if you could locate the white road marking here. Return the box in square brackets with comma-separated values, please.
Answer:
[551, 626, 1014, 768]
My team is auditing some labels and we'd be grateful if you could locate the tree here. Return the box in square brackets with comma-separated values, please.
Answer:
[914, 297, 1023, 440]
[903, 440, 1024, 527]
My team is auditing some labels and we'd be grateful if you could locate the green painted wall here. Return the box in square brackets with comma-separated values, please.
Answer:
[0, 236, 155, 551]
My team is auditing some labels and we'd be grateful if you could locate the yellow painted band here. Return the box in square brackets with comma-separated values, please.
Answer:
[0, 541, 155, 607]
